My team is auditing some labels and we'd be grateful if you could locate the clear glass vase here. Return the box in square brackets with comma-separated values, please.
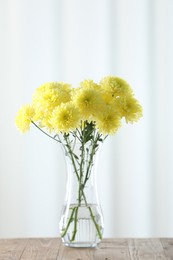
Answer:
[59, 134, 104, 248]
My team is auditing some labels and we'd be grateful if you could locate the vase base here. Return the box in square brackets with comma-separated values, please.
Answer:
[62, 240, 100, 248]
[59, 203, 104, 248]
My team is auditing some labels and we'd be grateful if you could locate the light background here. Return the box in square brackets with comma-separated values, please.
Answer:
[0, 0, 173, 238]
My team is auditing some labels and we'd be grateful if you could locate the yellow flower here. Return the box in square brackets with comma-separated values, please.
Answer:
[101, 91, 114, 106]
[72, 87, 104, 120]
[15, 77, 143, 137]
[32, 82, 71, 121]
[39, 113, 53, 131]
[50, 102, 80, 133]
[100, 76, 133, 98]
[80, 80, 101, 91]
[116, 96, 143, 123]
[96, 105, 121, 135]
[15, 104, 35, 133]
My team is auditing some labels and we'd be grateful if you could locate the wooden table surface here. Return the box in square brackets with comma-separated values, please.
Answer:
[0, 238, 173, 259]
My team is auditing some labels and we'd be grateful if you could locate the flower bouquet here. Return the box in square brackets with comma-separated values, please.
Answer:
[15, 76, 142, 247]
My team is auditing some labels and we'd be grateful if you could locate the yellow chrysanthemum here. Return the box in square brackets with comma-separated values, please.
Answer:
[100, 76, 133, 98]
[38, 113, 53, 131]
[32, 82, 71, 121]
[15, 77, 143, 137]
[101, 91, 115, 106]
[96, 106, 121, 135]
[15, 104, 35, 133]
[72, 87, 104, 120]
[50, 102, 80, 133]
[80, 80, 101, 91]
[116, 96, 143, 123]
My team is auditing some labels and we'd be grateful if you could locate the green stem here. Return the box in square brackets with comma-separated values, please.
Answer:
[71, 122, 86, 240]
[61, 126, 103, 242]
[78, 123, 86, 205]
[64, 135, 79, 181]
[31, 121, 61, 143]
[76, 187, 103, 241]
[70, 206, 79, 241]
[60, 207, 76, 237]
[88, 206, 102, 239]
[83, 132, 100, 186]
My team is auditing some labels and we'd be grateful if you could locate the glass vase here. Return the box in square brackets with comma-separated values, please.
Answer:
[59, 134, 104, 248]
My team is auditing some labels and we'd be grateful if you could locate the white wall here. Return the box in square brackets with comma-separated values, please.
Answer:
[0, 0, 173, 238]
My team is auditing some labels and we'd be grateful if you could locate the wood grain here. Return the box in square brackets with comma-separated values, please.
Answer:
[20, 238, 61, 260]
[0, 239, 28, 260]
[128, 238, 167, 259]
[0, 238, 172, 260]
[94, 238, 131, 260]
[160, 238, 173, 260]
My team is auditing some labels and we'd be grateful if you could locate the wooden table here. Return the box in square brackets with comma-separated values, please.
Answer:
[0, 238, 173, 259]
